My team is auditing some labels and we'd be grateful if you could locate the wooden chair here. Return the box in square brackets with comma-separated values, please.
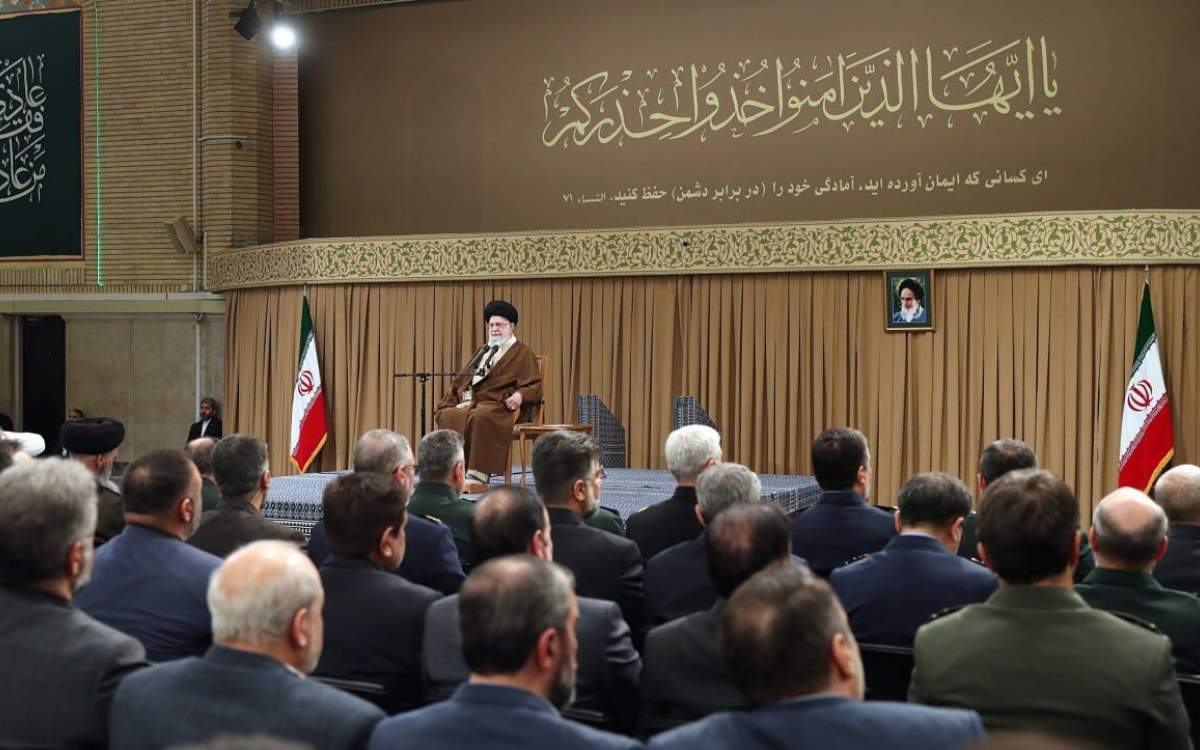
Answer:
[503, 355, 547, 485]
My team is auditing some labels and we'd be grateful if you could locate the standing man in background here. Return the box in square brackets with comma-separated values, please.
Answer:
[187, 397, 223, 443]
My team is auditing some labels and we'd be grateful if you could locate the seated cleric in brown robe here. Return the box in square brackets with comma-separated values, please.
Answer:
[434, 300, 542, 489]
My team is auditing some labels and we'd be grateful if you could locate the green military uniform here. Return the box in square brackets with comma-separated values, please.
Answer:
[408, 480, 476, 562]
[958, 512, 1096, 582]
[200, 477, 222, 513]
[910, 586, 1191, 750]
[584, 506, 626, 537]
[1077, 568, 1200, 674]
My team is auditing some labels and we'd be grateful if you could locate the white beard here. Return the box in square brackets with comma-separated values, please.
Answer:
[488, 332, 513, 347]
[899, 304, 924, 322]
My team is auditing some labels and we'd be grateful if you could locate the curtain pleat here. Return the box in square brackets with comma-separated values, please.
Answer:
[225, 265, 1199, 522]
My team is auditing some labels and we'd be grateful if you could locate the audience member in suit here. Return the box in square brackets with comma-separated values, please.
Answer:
[534, 430, 645, 638]
[187, 396, 224, 442]
[408, 429, 476, 562]
[1076, 487, 1200, 674]
[111, 540, 384, 750]
[371, 556, 638, 750]
[960, 438, 1096, 582]
[188, 434, 305, 557]
[627, 424, 720, 562]
[910, 469, 1190, 749]
[647, 463, 808, 626]
[62, 416, 127, 546]
[1152, 464, 1200, 594]
[423, 486, 641, 730]
[76, 449, 222, 662]
[790, 427, 895, 577]
[830, 472, 997, 646]
[649, 563, 984, 750]
[643, 501, 792, 724]
[315, 471, 440, 708]
[307, 429, 466, 595]
[0, 459, 148, 748]
[186, 437, 222, 512]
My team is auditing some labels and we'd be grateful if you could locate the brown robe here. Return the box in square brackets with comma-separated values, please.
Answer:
[434, 340, 543, 476]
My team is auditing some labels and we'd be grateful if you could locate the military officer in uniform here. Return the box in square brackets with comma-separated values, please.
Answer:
[1076, 487, 1200, 674]
[910, 469, 1191, 749]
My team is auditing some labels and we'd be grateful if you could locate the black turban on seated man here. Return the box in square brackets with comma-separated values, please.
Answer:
[61, 417, 125, 454]
[483, 300, 518, 325]
[898, 278, 925, 302]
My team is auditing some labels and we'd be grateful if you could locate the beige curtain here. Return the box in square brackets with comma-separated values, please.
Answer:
[225, 265, 1199, 520]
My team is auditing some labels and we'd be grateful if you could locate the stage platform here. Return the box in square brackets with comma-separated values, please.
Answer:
[264, 467, 821, 539]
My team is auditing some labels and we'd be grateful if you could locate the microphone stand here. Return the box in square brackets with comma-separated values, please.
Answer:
[394, 346, 491, 437]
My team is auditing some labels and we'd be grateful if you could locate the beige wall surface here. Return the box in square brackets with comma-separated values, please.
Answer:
[65, 314, 224, 458]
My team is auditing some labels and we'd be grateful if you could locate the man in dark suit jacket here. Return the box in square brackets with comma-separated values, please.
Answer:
[308, 428, 466, 594]
[76, 449, 222, 662]
[790, 427, 895, 577]
[189, 434, 305, 557]
[372, 556, 638, 750]
[1152, 464, 1200, 594]
[186, 396, 223, 442]
[830, 473, 996, 646]
[626, 424, 720, 561]
[423, 486, 641, 730]
[110, 540, 384, 750]
[911, 470, 1190, 749]
[1077, 487, 1200, 674]
[648, 563, 983, 750]
[533, 430, 645, 637]
[0, 459, 148, 748]
[960, 438, 1096, 582]
[314, 472, 440, 709]
[645, 463, 808, 626]
[642, 502, 793, 724]
[309, 514, 464, 595]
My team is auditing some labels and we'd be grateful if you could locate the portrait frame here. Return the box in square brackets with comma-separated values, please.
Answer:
[885, 269, 935, 332]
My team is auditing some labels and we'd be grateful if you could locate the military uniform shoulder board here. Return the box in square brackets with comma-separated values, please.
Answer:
[875, 504, 899, 513]
[966, 556, 989, 568]
[844, 552, 872, 565]
[1106, 610, 1159, 633]
[929, 604, 968, 621]
[420, 513, 446, 526]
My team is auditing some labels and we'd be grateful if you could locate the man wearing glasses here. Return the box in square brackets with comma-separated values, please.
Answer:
[435, 300, 543, 493]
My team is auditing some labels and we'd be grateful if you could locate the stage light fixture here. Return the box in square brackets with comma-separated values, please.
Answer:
[270, 23, 296, 50]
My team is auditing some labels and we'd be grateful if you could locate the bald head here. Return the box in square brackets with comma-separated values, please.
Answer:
[470, 486, 547, 563]
[1154, 465, 1200, 525]
[1091, 488, 1169, 570]
[185, 437, 217, 478]
[208, 540, 323, 671]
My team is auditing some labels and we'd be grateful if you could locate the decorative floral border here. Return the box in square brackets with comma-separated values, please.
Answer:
[208, 211, 1200, 290]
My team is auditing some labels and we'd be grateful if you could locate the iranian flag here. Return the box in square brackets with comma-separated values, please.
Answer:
[290, 296, 328, 473]
[1118, 282, 1174, 491]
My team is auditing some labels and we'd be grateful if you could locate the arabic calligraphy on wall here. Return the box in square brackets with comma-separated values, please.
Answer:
[543, 36, 1060, 148]
[0, 54, 48, 205]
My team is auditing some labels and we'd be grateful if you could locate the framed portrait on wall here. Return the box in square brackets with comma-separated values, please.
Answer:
[885, 270, 934, 332]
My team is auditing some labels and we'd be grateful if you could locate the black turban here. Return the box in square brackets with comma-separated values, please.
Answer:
[61, 417, 125, 455]
[898, 278, 925, 301]
[483, 300, 518, 325]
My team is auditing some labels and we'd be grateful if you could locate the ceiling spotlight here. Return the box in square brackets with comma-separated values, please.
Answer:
[270, 24, 297, 50]
[232, 1, 261, 41]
